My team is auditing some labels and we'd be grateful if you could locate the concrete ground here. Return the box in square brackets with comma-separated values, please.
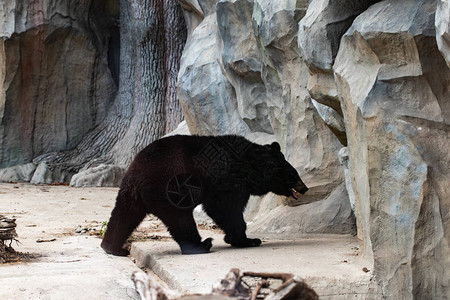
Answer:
[131, 232, 378, 299]
[0, 183, 140, 300]
[0, 183, 380, 299]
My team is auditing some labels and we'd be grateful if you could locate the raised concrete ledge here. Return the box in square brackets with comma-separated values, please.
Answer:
[130, 231, 381, 299]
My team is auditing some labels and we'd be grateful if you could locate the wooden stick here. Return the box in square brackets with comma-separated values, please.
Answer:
[243, 272, 294, 283]
[250, 279, 269, 300]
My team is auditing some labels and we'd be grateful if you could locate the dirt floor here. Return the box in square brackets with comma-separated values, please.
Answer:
[0, 182, 116, 249]
[0, 182, 143, 299]
[0, 182, 226, 299]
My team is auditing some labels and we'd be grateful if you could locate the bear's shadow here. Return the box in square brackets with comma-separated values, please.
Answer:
[157, 239, 320, 256]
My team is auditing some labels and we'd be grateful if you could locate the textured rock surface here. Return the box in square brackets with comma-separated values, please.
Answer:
[333, 0, 450, 298]
[1, 0, 448, 298]
[177, 0, 250, 135]
[247, 183, 355, 236]
[436, 0, 450, 66]
[297, 0, 381, 118]
[217, 0, 271, 133]
[0, 1, 118, 170]
[178, 0, 355, 237]
[30, 162, 72, 185]
[338, 147, 355, 212]
[179, 0, 449, 298]
[70, 164, 126, 187]
[0, 163, 36, 182]
[0, 0, 186, 187]
[298, 0, 381, 71]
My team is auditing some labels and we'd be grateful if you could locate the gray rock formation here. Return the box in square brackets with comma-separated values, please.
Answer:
[177, 0, 250, 136]
[436, 0, 450, 67]
[177, 0, 355, 238]
[217, 0, 271, 134]
[179, 0, 449, 298]
[0, 0, 186, 187]
[30, 162, 72, 185]
[70, 164, 126, 187]
[1, 0, 449, 297]
[247, 183, 355, 237]
[338, 147, 355, 212]
[0, 163, 36, 183]
[0, 1, 118, 170]
[334, 1, 450, 298]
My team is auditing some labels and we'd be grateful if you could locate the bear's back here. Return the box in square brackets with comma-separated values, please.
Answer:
[125, 135, 255, 193]
[136, 135, 253, 162]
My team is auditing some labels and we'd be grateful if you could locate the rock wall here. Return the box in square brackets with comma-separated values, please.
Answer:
[178, 0, 355, 237]
[332, 1, 450, 298]
[0, 1, 119, 173]
[0, 0, 448, 298]
[178, 0, 450, 298]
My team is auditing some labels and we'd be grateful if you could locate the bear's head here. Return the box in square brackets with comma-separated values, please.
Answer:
[250, 142, 308, 199]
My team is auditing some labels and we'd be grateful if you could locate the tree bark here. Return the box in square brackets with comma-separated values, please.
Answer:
[110, 0, 187, 165]
[30, 0, 187, 181]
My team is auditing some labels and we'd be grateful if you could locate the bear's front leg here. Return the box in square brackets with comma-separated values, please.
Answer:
[221, 214, 262, 248]
[179, 237, 213, 255]
[155, 208, 213, 254]
[223, 235, 261, 247]
[204, 200, 261, 248]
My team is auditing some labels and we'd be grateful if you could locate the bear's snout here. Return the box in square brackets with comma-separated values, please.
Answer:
[299, 186, 308, 194]
[293, 180, 308, 196]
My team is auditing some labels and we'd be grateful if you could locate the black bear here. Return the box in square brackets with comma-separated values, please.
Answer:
[101, 135, 308, 255]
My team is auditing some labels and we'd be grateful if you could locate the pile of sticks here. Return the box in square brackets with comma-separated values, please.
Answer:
[212, 269, 319, 300]
[0, 215, 17, 243]
[132, 268, 319, 300]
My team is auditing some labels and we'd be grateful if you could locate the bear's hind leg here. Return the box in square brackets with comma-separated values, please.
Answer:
[157, 209, 212, 254]
[101, 193, 147, 256]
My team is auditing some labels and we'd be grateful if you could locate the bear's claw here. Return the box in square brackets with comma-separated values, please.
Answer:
[180, 238, 213, 255]
[101, 240, 130, 256]
[225, 236, 262, 247]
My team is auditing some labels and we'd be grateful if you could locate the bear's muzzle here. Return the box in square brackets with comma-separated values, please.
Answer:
[291, 182, 308, 199]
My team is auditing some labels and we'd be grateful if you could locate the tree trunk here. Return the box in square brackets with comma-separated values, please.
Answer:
[110, 0, 187, 165]
[163, 0, 187, 132]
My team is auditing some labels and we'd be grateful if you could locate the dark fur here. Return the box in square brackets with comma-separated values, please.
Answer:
[101, 135, 308, 255]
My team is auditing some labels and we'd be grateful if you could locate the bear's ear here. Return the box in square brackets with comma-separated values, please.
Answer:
[270, 142, 281, 152]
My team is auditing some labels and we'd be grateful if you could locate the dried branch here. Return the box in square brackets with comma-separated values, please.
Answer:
[132, 271, 181, 300]
[132, 269, 319, 300]
[251, 279, 269, 300]
[212, 268, 250, 298]
[242, 271, 319, 300]
[0, 215, 17, 242]
[243, 272, 294, 283]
